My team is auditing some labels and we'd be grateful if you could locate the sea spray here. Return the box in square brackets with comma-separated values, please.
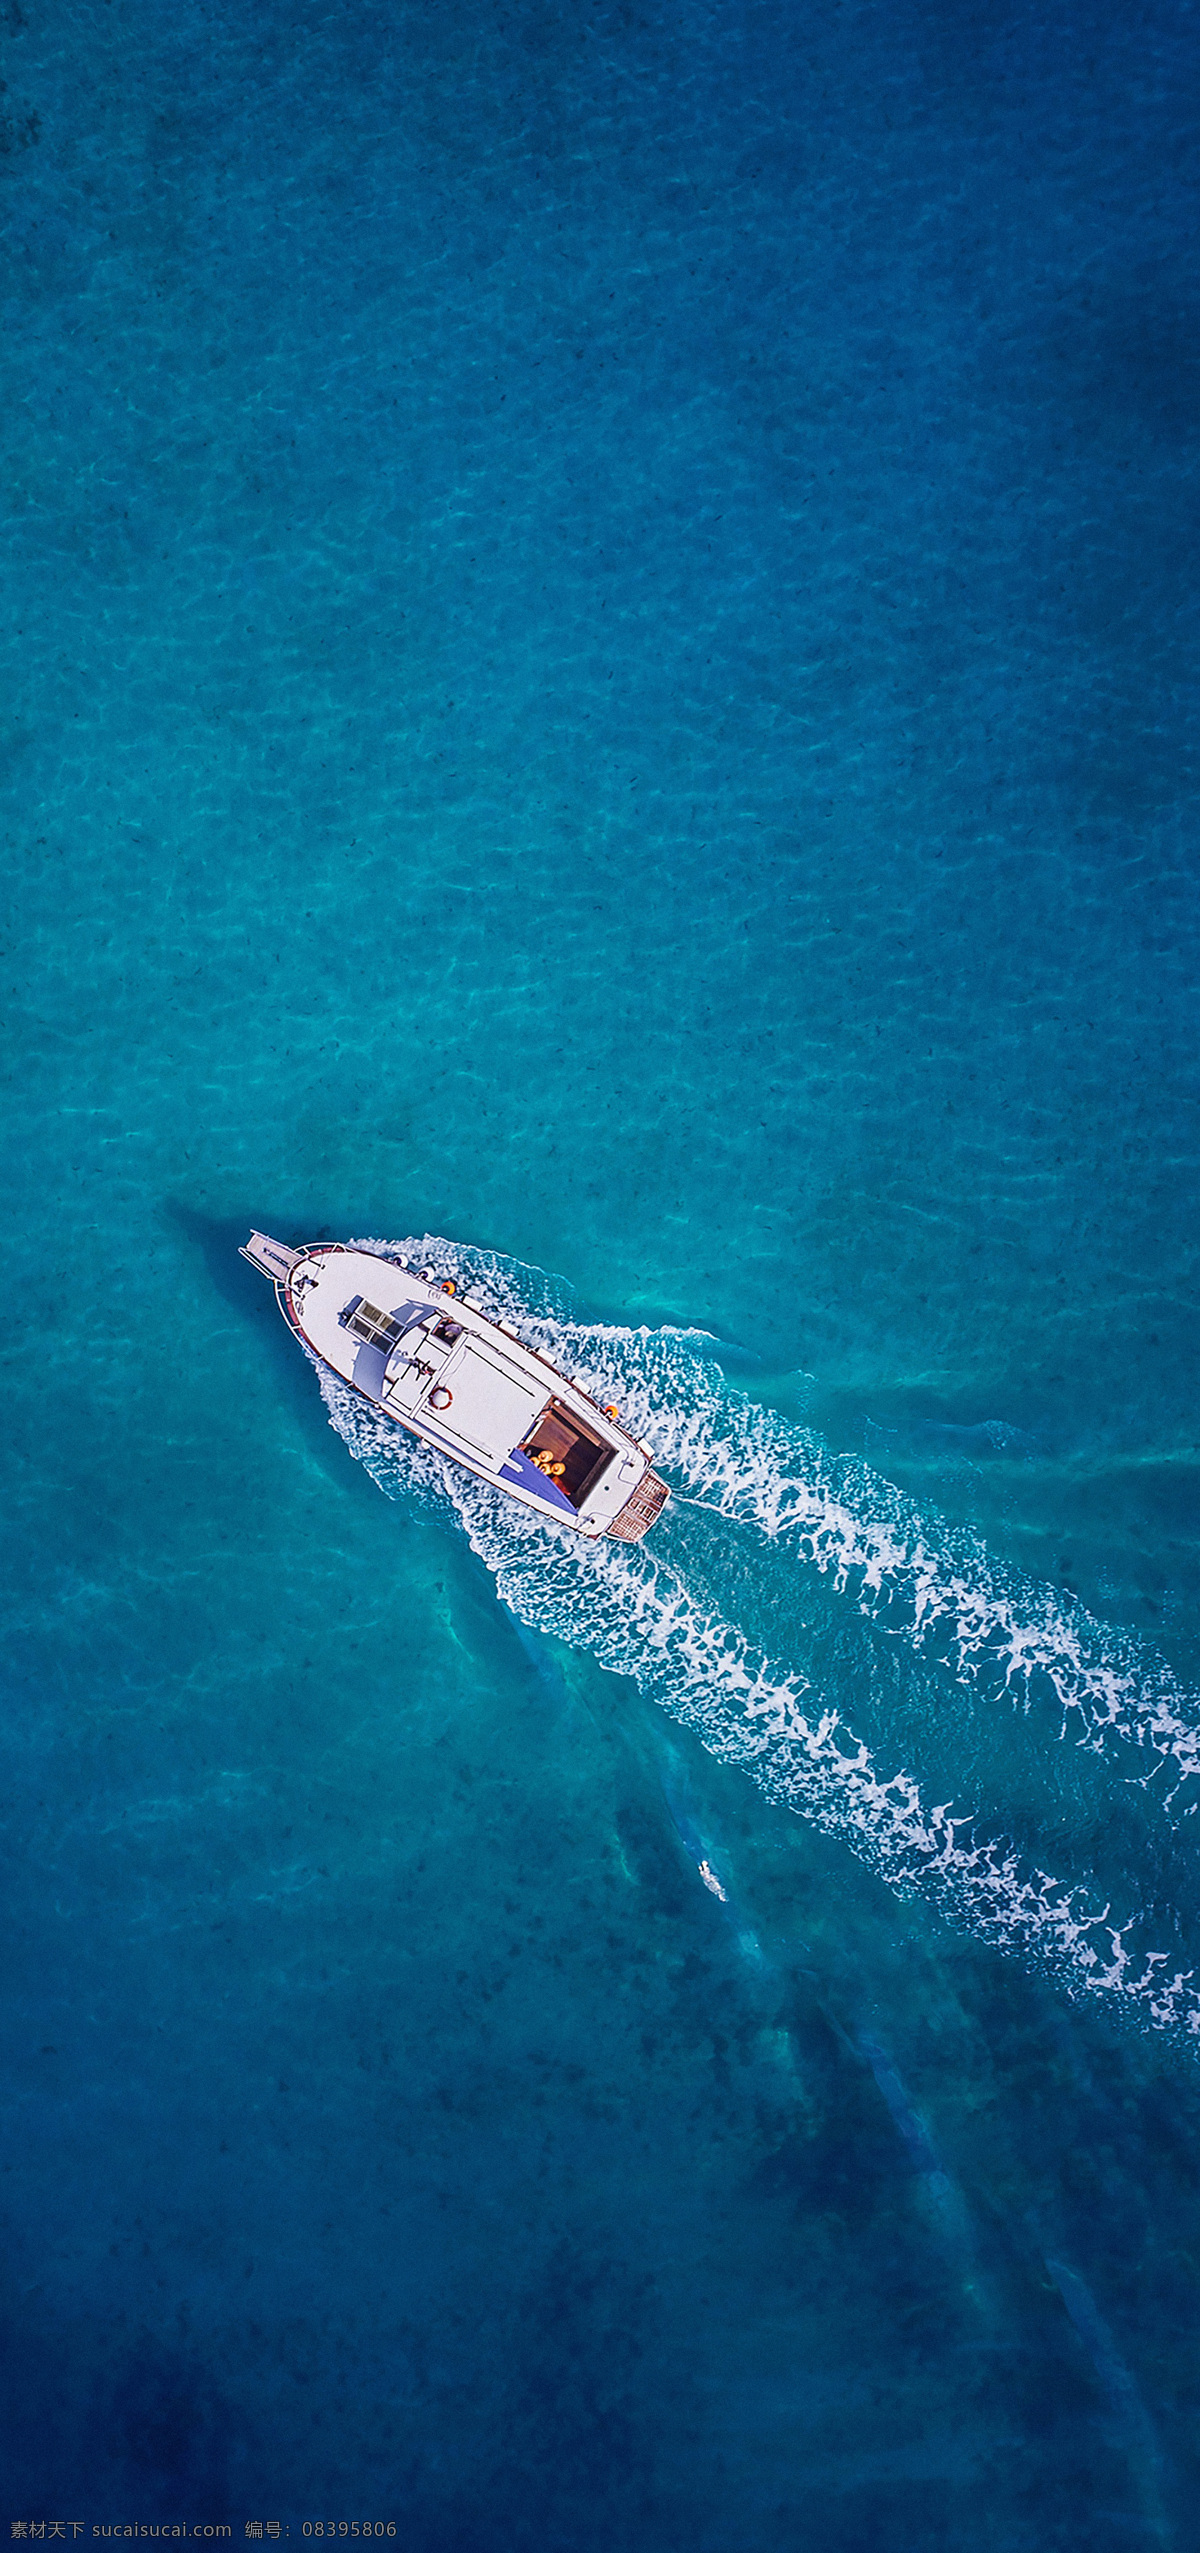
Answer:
[552, 1325, 1200, 1809]
[359, 1236, 1200, 1808]
[301, 1256, 1200, 2041]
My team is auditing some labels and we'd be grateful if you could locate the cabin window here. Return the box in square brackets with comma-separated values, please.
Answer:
[345, 1299, 404, 1353]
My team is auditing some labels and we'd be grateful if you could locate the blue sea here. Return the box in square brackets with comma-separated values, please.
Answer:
[3, 0, 1199, 2536]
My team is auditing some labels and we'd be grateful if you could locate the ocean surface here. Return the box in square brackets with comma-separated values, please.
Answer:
[3, 0, 1199, 2537]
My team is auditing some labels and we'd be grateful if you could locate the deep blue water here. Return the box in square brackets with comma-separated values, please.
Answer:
[3, 0, 1200, 2536]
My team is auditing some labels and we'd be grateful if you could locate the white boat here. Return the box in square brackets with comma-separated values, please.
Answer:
[240, 1231, 671, 1542]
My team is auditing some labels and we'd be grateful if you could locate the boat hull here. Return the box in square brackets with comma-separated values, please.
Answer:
[240, 1233, 670, 1541]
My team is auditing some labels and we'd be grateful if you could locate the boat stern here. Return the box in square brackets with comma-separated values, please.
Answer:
[606, 1468, 671, 1541]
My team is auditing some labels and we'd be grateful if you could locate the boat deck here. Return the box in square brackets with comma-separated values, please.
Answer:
[243, 1236, 670, 1541]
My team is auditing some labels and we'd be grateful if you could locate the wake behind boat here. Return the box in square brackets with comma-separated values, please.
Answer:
[240, 1232, 671, 1541]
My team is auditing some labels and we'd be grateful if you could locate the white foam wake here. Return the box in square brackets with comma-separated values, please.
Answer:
[482, 1297, 1200, 1812]
[312, 1289, 1200, 2043]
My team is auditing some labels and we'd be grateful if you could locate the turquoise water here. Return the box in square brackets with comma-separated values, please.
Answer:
[4, 0, 1200, 2533]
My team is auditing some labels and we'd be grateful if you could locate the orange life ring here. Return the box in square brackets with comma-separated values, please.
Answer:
[604, 1404, 620, 1420]
[429, 1385, 453, 1411]
[440, 1279, 457, 1295]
